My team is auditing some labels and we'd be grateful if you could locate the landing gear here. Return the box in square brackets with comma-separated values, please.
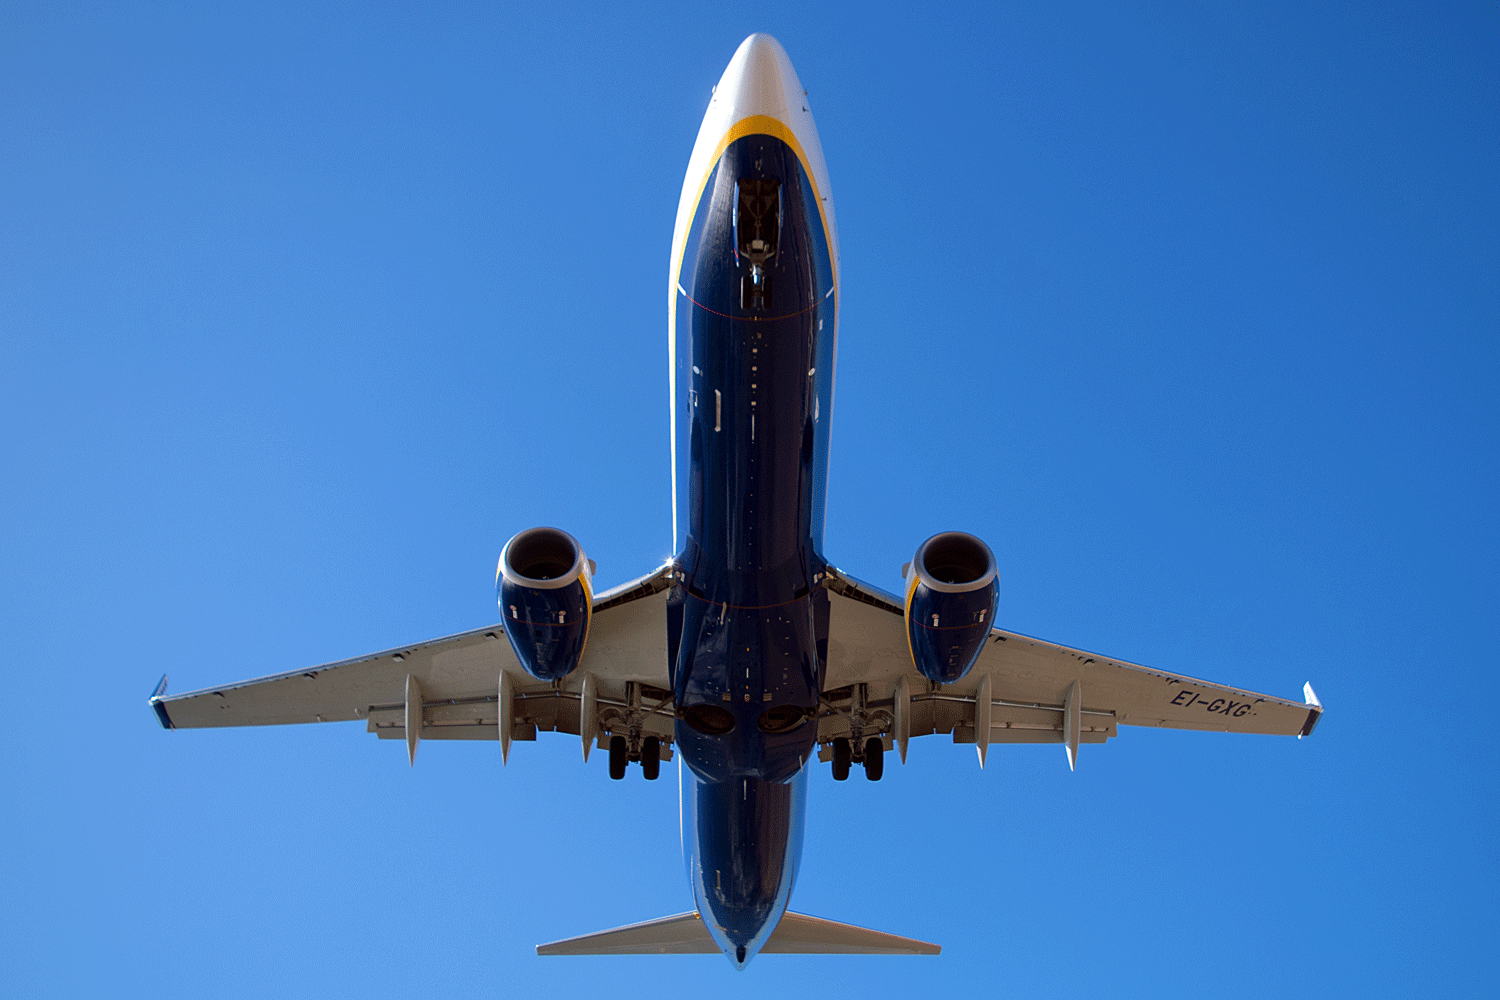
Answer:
[864, 737, 884, 781]
[641, 736, 660, 780]
[601, 681, 670, 781]
[827, 685, 893, 784]
[831, 737, 851, 781]
[608, 734, 628, 780]
[828, 735, 886, 782]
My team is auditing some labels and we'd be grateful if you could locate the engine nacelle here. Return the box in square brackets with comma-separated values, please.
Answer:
[904, 532, 998, 685]
[497, 527, 593, 682]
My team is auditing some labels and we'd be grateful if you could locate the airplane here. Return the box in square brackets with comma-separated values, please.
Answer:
[148, 33, 1324, 969]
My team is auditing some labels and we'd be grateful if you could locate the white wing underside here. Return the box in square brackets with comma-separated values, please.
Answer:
[817, 568, 1321, 763]
[150, 563, 1320, 762]
[151, 567, 679, 755]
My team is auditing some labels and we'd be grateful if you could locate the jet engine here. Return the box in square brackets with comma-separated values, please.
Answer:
[497, 527, 594, 681]
[904, 532, 998, 685]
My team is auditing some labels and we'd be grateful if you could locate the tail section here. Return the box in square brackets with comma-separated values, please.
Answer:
[536, 911, 940, 957]
[536, 913, 716, 955]
[764, 912, 941, 955]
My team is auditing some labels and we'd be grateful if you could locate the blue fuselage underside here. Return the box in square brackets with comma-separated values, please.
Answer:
[670, 133, 836, 958]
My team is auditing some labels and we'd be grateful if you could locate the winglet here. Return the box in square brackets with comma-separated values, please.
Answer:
[1298, 682, 1323, 739]
[149, 675, 174, 730]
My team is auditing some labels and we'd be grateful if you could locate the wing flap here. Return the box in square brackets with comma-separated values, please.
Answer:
[818, 693, 1118, 745]
[362, 697, 677, 744]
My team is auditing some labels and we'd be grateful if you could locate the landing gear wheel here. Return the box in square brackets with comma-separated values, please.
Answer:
[641, 736, 660, 780]
[864, 737, 884, 781]
[831, 737, 851, 781]
[608, 734, 627, 780]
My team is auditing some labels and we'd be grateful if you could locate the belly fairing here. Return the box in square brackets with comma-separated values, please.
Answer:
[670, 592, 824, 784]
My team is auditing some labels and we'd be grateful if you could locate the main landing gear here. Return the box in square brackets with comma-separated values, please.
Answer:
[608, 734, 662, 781]
[641, 736, 661, 780]
[830, 736, 884, 782]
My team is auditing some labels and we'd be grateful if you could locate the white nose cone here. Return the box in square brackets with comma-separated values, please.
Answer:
[713, 33, 805, 126]
[670, 34, 839, 292]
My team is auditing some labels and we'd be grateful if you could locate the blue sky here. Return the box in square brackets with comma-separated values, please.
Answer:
[3, 3, 1495, 997]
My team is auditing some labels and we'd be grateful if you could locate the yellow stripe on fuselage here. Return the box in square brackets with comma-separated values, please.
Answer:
[670, 114, 838, 309]
[668, 113, 839, 552]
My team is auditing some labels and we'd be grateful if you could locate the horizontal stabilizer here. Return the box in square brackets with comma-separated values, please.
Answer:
[764, 911, 941, 954]
[537, 912, 716, 955]
[536, 910, 939, 956]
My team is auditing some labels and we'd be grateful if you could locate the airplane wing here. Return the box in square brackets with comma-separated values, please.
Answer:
[149, 565, 677, 763]
[818, 567, 1322, 767]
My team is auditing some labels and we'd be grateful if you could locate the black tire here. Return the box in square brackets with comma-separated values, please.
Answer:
[641, 736, 660, 780]
[608, 734, 627, 780]
[831, 737, 851, 781]
[864, 737, 884, 781]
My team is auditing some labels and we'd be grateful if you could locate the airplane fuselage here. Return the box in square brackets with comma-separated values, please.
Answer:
[667, 40, 840, 967]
